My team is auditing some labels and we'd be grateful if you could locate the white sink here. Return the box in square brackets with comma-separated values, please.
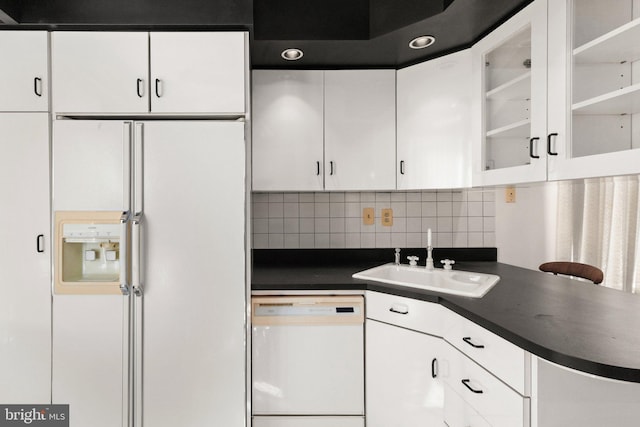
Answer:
[352, 263, 500, 298]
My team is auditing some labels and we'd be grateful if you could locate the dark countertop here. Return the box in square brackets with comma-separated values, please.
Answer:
[252, 249, 640, 383]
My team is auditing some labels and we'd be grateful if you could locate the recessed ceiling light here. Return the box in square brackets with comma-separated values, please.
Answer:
[409, 35, 436, 50]
[281, 48, 304, 61]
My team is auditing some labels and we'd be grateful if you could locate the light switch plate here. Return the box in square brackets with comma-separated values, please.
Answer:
[505, 186, 516, 203]
[363, 207, 374, 225]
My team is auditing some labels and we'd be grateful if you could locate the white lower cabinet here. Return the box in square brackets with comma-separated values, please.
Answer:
[0, 113, 51, 403]
[366, 319, 444, 426]
[365, 291, 530, 427]
[441, 343, 530, 427]
[443, 382, 491, 427]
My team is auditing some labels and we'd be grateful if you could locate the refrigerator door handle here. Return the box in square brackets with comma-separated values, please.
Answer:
[131, 212, 144, 427]
[132, 212, 144, 297]
[119, 211, 131, 296]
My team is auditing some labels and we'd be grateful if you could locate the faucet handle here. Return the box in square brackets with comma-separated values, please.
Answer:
[407, 256, 419, 266]
[441, 259, 455, 270]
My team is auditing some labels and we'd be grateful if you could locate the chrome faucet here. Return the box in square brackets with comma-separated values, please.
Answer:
[426, 228, 434, 270]
[426, 246, 434, 270]
[394, 248, 401, 266]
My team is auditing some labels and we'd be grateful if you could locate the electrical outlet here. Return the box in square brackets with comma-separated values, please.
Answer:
[363, 207, 374, 225]
[382, 208, 393, 226]
[505, 186, 516, 203]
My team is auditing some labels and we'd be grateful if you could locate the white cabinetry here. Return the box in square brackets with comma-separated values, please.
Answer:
[365, 291, 531, 426]
[252, 70, 324, 192]
[547, 0, 640, 180]
[0, 113, 51, 403]
[0, 31, 49, 111]
[324, 70, 396, 191]
[472, 0, 549, 185]
[442, 309, 531, 426]
[365, 292, 444, 426]
[251, 69, 396, 191]
[397, 49, 472, 189]
[52, 31, 245, 114]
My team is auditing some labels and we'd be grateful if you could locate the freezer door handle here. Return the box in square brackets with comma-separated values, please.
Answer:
[120, 211, 131, 296]
[132, 212, 144, 297]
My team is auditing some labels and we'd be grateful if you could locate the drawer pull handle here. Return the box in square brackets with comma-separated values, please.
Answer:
[431, 358, 438, 378]
[462, 336, 485, 349]
[529, 137, 540, 159]
[389, 304, 409, 315]
[461, 379, 483, 394]
[547, 133, 558, 156]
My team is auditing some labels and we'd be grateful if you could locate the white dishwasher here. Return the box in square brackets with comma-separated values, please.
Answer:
[251, 295, 365, 427]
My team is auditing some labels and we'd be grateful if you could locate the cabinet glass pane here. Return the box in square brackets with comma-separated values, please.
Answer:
[483, 26, 533, 170]
[571, 0, 640, 158]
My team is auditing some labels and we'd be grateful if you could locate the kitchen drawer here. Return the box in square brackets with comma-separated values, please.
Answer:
[444, 309, 530, 395]
[444, 382, 491, 427]
[365, 291, 444, 336]
[442, 346, 530, 427]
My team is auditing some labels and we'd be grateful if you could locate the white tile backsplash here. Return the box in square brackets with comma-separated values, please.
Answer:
[253, 190, 496, 249]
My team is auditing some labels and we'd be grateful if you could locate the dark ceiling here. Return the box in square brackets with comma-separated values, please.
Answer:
[0, 0, 532, 69]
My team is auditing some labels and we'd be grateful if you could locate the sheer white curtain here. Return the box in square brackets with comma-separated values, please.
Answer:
[556, 175, 640, 293]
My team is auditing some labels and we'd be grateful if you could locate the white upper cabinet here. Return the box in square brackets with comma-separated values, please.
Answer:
[547, 0, 640, 180]
[252, 69, 395, 192]
[149, 32, 245, 114]
[324, 70, 396, 191]
[52, 32, 149, 114]
[252, 70, 324, 192]
[397, 49, 472, 189]
[472, 0, 548, 186]
[52, 31, 245, 114]
[0, 31, 49, 112]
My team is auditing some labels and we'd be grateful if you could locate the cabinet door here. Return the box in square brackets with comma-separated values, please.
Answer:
[150, 32, 245, 114]
[397, 49, 472, 189]
[547, 0, 640, 180]
[441, 344, 529, 427]
[51, 32, 149, 114]
[444, 382, 492, 427]
[252, 70, 324, 191]
[0, 32, 49, 111]
[324, 70, 396, 191]
[366, 319, 444, 426]
[0, 113, 51, 403]
[472, 0, 548, 186]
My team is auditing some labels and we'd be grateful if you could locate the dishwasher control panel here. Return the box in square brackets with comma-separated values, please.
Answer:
[252, 295, 364, 325]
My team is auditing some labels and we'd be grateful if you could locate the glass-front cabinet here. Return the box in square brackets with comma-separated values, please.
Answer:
[472, 0, 548, 186]
[548, 0, 640, 180]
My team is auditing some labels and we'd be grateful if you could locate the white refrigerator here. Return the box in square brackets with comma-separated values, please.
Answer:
[52, 119, 247, 427]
